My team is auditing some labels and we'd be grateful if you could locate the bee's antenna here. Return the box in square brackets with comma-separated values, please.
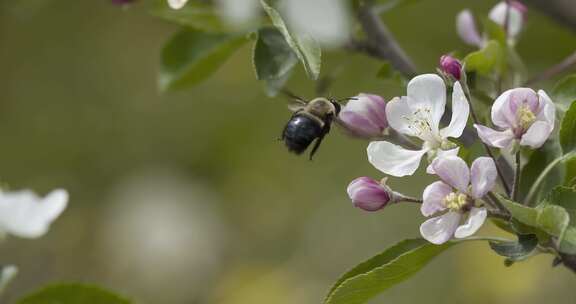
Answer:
[280, 89, 306, 103]
[336, 97, 357, 103]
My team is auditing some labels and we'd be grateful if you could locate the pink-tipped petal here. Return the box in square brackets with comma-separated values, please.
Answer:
[420, 211, 462, 245]
[470, 157, 497, 199]
[431, 156, 470, 193]
[520, 121, 554, 148]
[491, 89, 517, 129]
[454, 207, 487, 239]
[367, 141, 428, 177]
[456, 10, 483, 47]
[426, 147, 459, 174]
[421, 181, 451, 216]
[537, 90, 556, 125]
[474, 124, 515, 148]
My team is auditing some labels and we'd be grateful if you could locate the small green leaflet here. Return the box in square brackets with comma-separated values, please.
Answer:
[552, 75, 576, 112]
[560, 100, 576, 153]
[464, 40, 504, 76]
[260, 0, 321, 80]
[17, 283, 131, 304]
[159, 28, 247, 91]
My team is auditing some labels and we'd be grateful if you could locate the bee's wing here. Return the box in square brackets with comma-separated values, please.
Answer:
[287, 99, 307, 112]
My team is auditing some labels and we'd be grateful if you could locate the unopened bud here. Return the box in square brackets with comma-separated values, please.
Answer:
[439, 55, 462, 80]
[338, 94, 388, 139]
[346, 177, 392, 211]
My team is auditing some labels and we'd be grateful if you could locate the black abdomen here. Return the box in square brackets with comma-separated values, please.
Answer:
[282, 115, 322, 154]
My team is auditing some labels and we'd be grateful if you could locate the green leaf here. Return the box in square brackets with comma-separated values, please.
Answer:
[537, 205, 570, 237]
[17, 283, 131, 304]
[149, 0, 226, 32]
[520, 140, 564, 202]
[547, 186, 576, 221]
[260, 0, 321, 79]
[159, 28, 247, 91]
[376, 62, 406, 86]
[499, 195, 538, 226]
[489, 234, 538, 262]
[482, 18, 507, 46]
[464, 40, 503, 76]
[253, 27, 298, 80]
[552, 75, 576, 112]
[560, 100, 576, 153]
[324, 238, 452, 304]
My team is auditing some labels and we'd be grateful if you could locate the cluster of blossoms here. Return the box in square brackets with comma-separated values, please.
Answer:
[341, 70, 555, 244]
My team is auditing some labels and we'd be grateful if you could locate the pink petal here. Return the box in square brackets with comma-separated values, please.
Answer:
[474, 124, 515, 148]
[421, 181, 451, 216]
[520, 121, 554, 148]
[454, 207, 487, 239]
[456, 10, 483, 47]
[420, 211, 462, 245]
[440, 82, 469, 139]
[431, 156, 470, 193]
[406, 74, 446, 133]
[491, 89, 517, 129]
[470, 157, 497, 199]
[426, 147, 459, 174]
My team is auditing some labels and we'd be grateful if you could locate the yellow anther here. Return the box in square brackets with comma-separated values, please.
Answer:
[517, 104, 536, 131]
[443, 192, 468, 211]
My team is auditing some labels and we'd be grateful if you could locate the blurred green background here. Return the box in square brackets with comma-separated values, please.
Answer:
[0, 0, 575, 303]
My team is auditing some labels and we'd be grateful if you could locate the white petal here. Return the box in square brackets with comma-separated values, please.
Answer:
[216, 0, 259, 26]
[470, 157, 497, 199]
[431, 156, 470, 193]
[441, 82, 469, 139]
[167, 0, 188, 9]
[456, 9, 483, 47]
[420, 211, 462, 245]
[0, 189, 68, 238]
[491, 89, 516, 129]
[426, 147, 459, 174]
[474, 124, 515, 148]
[454, 207, 487, 239]
[282, 0, 350, 46]
[386, 96, 417, 136]
[537, 90, 556, 126]
[520, 121, 554, 148]
[407, 74, 446, 132]
[367, 141, 428, 177]
[421, 181, 451, 216]
[489, 2, 524, 39]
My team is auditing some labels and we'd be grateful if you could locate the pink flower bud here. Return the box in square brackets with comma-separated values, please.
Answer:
[439, 55, 462, 80]
[346, 177, 391, 211]
[338, 94, 388, 139]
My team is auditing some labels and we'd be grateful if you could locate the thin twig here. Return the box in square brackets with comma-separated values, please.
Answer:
[512, 151, 521, 201]
[525, 50, 576, 85]
[356, 1, 417, 77]
[460, 81, 512, 194]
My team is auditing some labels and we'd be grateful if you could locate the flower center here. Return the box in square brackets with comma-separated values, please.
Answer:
[443, 192, 469, 211]
[516, 104, 536, 132]
[403, 107, 440, 143]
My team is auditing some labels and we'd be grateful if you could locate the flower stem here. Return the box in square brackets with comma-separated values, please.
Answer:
[460, 80, 512, 195]
[525, 152, 575, 206]
[512, 151, 521, 201]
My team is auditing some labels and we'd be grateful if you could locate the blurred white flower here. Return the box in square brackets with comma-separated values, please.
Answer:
[168, 0, 187, 10]
[0, 189, 68, 239]
[100, 169, 226, 302]
[282, 0, 350, 46]
[216, 0, 260, 27]
[0, 265, 17, 295]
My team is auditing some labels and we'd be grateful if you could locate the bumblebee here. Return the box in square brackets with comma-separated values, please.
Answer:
[281, 97, 341, 160]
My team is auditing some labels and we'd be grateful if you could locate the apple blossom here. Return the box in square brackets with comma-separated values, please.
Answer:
[367, 74, 469, 177]
[338, 94, 388, 139]
[474, 88, 555, 150]
[0, 189, 68, 239]
[167, 0, 187, 10]
[420, 156, 496, 244]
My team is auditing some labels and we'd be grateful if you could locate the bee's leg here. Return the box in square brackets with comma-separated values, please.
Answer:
[308, 115, 333, 160]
